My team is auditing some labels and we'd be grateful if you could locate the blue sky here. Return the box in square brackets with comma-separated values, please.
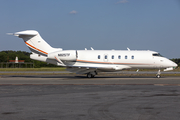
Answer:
[0, 0, 180, 58]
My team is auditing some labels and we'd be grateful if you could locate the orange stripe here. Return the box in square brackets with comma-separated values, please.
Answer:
[55, 56, 62, 63]
[25, 42, 48, 55]
[76, 59, 152, 65]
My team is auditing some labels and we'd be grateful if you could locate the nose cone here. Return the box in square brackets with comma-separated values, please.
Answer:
[172, 62, 178, 68]
[164, 59, 178, 68]
[168, 60, 178, 68]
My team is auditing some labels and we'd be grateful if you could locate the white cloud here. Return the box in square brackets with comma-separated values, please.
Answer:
[116, 0, 128, 4]
[69, 10, 77, 14]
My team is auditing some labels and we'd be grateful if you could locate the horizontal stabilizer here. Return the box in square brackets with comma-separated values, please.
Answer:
[14, 30, 38, 36]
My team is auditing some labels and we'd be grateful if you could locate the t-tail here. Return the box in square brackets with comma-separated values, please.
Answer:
[13, 30, 62, 56]
[11, 30, 65, 66]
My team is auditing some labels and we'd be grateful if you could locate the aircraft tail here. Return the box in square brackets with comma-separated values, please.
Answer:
[13, 30, 62, 56]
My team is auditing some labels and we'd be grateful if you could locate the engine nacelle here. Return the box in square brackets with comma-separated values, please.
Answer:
[48, 50, 77, 61]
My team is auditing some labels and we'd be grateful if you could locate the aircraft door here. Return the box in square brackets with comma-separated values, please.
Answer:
[76, 50, 78, 58]
[104, 54, 108, 62]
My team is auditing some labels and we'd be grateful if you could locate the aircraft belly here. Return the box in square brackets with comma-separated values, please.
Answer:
[66, 61, 133, 74]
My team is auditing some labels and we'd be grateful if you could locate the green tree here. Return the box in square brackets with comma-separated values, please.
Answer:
[0, 51, 7, 62]
[0, 50, 59, 68]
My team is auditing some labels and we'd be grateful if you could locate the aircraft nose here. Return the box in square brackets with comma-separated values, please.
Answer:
[173, 62, 178, 68]
[166, 59, 178, 68]
[169, 60, 178, 68]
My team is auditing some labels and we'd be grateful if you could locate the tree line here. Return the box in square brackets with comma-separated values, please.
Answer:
[0, 50, 179, 68]
[0, 51, 58, 68]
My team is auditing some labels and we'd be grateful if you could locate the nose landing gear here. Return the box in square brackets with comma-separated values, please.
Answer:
[156, 70, 161, 78]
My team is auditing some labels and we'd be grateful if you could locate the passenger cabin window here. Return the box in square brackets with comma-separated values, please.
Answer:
[125, 55, 127, 59]
[118, 55, 121, 59]
[98, 55, 100, 59]
[112, 55, 114, 59]
[152, 53, 163, 57]
[105, 55, 107, 59]
[132, 56, 134, 59]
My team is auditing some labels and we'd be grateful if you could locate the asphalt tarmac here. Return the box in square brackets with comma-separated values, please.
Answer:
[0, 75, 180, 120]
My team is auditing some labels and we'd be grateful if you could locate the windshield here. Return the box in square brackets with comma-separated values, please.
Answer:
[152, 53, 163, 57]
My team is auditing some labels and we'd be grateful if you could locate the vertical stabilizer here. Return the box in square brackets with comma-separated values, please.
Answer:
[14, 30, 62, 56]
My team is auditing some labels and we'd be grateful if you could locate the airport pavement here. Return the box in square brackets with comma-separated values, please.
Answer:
[0, 75, 180, 85]
[0, 75, 180, 120]
[0, 71, 180, 74]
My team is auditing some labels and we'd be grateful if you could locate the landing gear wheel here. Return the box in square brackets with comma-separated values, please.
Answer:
[87, 71, 97, 78]
[87, 73, 95, 78]
[87, 73, 91, 78]
[156, 70, 161, 78]
[156, 74, 161, 78]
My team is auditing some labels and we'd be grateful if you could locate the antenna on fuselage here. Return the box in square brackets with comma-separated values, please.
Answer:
[127, 47, 130, 51]
[91, 47, 94, 50]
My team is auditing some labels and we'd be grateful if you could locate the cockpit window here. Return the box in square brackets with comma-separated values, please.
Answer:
[152, 53, 163, 57]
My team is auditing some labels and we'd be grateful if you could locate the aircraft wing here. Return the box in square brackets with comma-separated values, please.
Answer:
[66, 64, 131, 74]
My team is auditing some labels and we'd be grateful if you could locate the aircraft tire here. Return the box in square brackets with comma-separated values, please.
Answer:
[156, 74, 161, 78]
[87, 73, 92, 78]
[87, 73, 95, 78]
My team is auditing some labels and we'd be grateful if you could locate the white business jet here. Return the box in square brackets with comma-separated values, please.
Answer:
[11, 30, 177, 78]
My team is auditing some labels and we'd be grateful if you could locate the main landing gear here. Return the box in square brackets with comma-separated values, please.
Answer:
[87, 71, 97, 78]
[156, 69, 161, 78]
